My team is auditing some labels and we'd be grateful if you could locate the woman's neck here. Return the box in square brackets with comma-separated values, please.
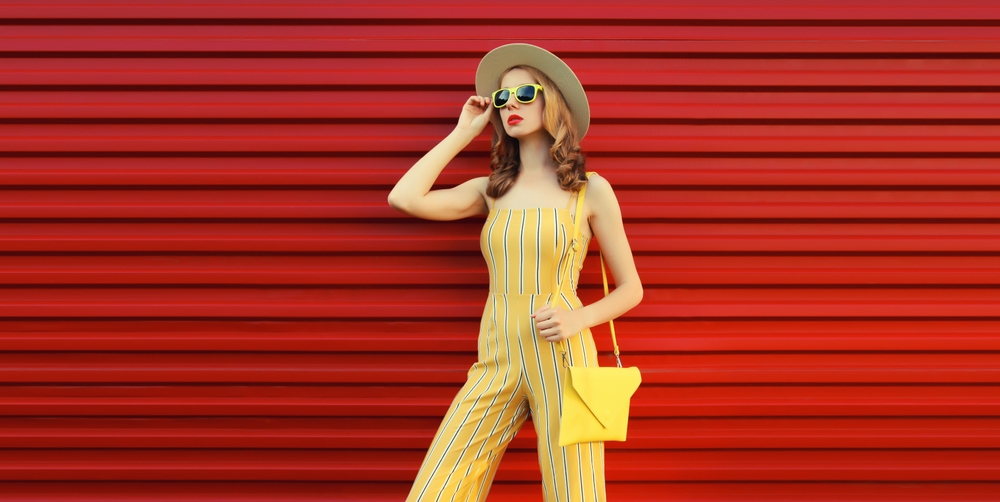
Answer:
[517, 132, 556, 174]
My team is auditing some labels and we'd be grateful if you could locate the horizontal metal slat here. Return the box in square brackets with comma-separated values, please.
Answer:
[6, 124, 1000, 153]
[4, 158, 1000, 187]
[3, 416, 997, 449]
[7, 25, 1000, 42]
[3, 0, 1000, 21]
[10, 92, 1000, 121]
[0, 255, 486, 285]
[3, 384, 997, 417]
[3, 222, 999, 252]
[3, 319, 999, 352]
[7, 58, 1000, 87]
[4, 25, 1000, 53]
[3, 285, 1000, 318]
[2, 351, 998, 384]
[0, 448, 997, 482]
[3, 189, 998, 219]
[1, 481, 997, 502]
[3, 37, 1000, 55]
[3, 255, 999, 286]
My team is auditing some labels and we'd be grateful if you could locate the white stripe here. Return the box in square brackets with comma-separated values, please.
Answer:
[518, 210, 526, 294]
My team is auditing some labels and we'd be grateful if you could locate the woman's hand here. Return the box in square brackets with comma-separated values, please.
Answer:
[531, 304, 586, 343]
[456, 95, 494, 137]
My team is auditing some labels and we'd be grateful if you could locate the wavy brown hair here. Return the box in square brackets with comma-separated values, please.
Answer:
[486, 65, 587, 198]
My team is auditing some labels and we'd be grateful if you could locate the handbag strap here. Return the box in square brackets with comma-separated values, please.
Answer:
[557, 172, 624, 368]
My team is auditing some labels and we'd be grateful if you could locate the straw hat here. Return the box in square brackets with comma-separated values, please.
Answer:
[475, 43, 590, 140]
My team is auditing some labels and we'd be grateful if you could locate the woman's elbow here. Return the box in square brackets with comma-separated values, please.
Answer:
[387, 191, 410, 214]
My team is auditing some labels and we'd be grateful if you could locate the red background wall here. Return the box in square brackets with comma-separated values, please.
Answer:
[2, 1, 1000, 500]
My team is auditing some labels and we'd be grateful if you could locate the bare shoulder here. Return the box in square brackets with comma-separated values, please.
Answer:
[585, 172, 620, 207]
[465, 175, 490, 198]
[452, 175, 489, 193]
[581, 173, 622, 237]
[469, 175, 490, 190]
[586, 172, 612, 191]
[458, 175, 491, 212]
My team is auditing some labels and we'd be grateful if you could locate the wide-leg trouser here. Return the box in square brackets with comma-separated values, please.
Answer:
[406, 292, 606, 502]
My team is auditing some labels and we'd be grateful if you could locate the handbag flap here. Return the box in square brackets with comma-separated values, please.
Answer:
[567, 366, 642, 429]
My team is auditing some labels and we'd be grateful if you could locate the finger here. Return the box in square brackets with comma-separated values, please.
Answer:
[541, 312, 559, 326]
[469, 96, 488, 111]
[530, 306, 550, 318]
[536, 314, 556, 328]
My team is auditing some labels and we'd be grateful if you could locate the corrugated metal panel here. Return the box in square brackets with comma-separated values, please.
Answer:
[2, 0, 999, 500]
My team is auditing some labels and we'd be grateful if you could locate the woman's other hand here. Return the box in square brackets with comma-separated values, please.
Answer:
[531, 304, 586, 343]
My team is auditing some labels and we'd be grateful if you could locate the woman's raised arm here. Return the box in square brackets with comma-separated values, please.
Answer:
[387, 96, 494, 221]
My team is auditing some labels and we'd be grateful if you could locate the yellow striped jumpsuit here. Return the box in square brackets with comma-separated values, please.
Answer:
[407, 185, 605, 502]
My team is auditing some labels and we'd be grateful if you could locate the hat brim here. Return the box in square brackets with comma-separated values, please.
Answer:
[475, 43, 590, 141]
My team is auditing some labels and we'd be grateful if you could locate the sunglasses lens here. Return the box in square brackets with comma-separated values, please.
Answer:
[493, 90, 510, 107]
[515, 85, 536, 103]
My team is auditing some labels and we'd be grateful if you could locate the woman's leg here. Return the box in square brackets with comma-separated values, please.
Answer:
[407, 301, 529, 502]
[523, 297, 607, 502]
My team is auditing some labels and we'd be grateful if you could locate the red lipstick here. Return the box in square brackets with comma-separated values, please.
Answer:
[507, 114, 523, 125]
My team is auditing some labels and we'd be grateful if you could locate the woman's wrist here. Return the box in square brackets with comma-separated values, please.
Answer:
[575, 305, 597, 333]
[449, 125, 481, 144]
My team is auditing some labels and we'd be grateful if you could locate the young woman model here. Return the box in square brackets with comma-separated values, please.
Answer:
[388, 43, 643, 502]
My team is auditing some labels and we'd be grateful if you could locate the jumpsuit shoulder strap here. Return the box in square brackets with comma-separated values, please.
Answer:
[571, 172, 595, 240]
[564, 190, 578, 211]
[565, 190, 580, 223]
[565, 172, 596, 221]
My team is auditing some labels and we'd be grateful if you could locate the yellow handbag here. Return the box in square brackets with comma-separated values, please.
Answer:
[557, 173, 642, 447]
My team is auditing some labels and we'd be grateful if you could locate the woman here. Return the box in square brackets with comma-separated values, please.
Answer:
[388, 43, 642, 502]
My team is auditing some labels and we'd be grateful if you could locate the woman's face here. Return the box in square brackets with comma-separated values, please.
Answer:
[497, 68, 546, 140]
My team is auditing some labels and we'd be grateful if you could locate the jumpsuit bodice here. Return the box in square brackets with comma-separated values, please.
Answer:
[480, 206, 590, 297]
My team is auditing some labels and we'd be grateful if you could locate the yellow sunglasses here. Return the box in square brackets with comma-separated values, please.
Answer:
[491, 84, 544, 108]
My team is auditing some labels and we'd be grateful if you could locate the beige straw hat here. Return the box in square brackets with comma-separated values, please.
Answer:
[475, 43, 591, 140]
